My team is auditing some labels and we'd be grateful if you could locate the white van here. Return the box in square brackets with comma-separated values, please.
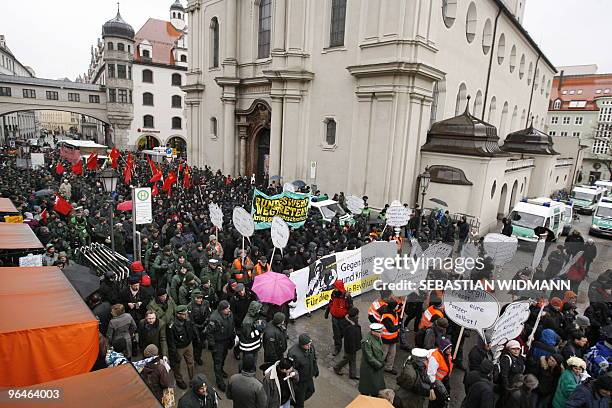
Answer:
[509, 198, 565, 242]
[590, 197, 612, 238]
[310, 199, 354, 225]
[571, 185, 607, 214]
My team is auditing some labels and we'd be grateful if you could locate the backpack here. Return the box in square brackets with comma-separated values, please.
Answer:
[397, 356, 418, 391]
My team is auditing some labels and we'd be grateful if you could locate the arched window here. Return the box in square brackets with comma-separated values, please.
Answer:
[180, 54, 187, 62]
[474, 90, 483, 117]
[142, 69, 153, 83]
[553, 99, 561, 110]
[210, 18, 220, 68]
[527, 61, 533, 85]
[324, 118, 337, 145]
[497, 33, 506, 65]
[172, 117, 182, 129]
[171, 73, 182, 86]
[519, 54, 526, 79]
[499, 101, 509, 136]
[482, 19, 492, 54]
[442, 0, 458, 28]
[210, 117, 218, 137]
[172, 95, 182, 108]
[142, 49, 151, 58]
[455, 83, 467, 116]
[258, 0, 272, 58]
[510, 105, 518, 132]
[173, 12, 176, 18]
[107, 42, 114, 51]
[143, 92, 154, 106]
[509, 45, 517, 73]
[330, 0, 347, 47]
[117, 43, 125, 52]
[143, 115, 154, 128]
[488, 96, 497, 123]
[465, 2, 477, 43]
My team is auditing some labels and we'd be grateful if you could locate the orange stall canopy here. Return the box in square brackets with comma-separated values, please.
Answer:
[0, 198, 18, 213]
[0, 222, 43, 250]
[0, 267, 99, 387]
[0, 365, 163, 407]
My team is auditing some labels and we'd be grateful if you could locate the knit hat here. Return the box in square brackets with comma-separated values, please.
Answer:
[156, 287, 167, 297]
[505, 340, 521, 350]
[299, 333, 312, 346]
[550, 297, 563, 308]
[218, 300, 230, 312]
[575, 315, 590, 328]
[143, 344, 158, 358]
[435, 318, 449, 329]
[209, 234, 216, 241]
[128, 275, 140, 284]
[131, 261, 144, 273]
[348, 307, 359, 318]
[140, 274, 151, 286]
[566, 356, 586, 369]
[273, 312, 286, 325]
[242, 353, 256, 373]
[439, 339, 453, 353]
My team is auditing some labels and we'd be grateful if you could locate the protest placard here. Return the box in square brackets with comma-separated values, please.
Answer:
[460, 242, 480, 276]
[232, 207, 254, 237]
[271, 216, 290, 249]
[444, 289, 500, 340]
[386, 201, 410, 227]
[346, 195, 365, 215]
[483, 233, 518, 266]
[209, 203, 223, 229]
[531, 239, 546, 269]
[489, 301, 531, 347]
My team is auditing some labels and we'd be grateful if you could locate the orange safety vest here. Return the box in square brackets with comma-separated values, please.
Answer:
[368, 299, 387, 322]
[380, 312, 399, 341]
[391, 236, 403, 251]
[254, 263, 269, 276]
[232, 257, 254, 281]
[430, 349, 453, 381]
[418, 305, 444, 330]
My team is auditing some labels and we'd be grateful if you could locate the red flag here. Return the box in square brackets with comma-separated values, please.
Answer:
[53, 194, 73, 216]
[109, 147, 120, 169]
[41, 209, 48, 223]
[182, 165, 191, 188]
[71, 160, 83, 176]
[56, 163, 65, 175]
[152, 183, 159, 197]
[86, 153, 98, 170]
[162, 170, 177, 192]
[123, 153, 134, 185]
[149, 170, 163, 183]
[146, 155, 156, 173]
[178, 163, 184, 173]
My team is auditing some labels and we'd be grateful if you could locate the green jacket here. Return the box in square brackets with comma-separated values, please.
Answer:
[152, 252, 176, 281]
[147, 297, 177, 326]
[288, 343, 319, 383]
[358, 332, 386, 396]
[168, 259, 195, 282]
[200, 265, 225, 294]
[552, 369, 581, 408]
[170, 273, 201, 304]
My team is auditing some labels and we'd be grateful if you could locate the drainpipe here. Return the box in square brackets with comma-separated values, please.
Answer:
[482, 7, 502, 120]
[526, 54, 541, 127]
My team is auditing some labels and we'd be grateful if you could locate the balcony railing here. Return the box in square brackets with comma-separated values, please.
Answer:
[505, 158, 535, 172]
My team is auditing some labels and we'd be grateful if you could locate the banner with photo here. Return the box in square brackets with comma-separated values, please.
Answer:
[289, 242, 396, 319]
[251, 189, 310, 230]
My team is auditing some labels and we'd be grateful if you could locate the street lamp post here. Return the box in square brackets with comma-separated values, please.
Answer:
[22, 144, 30, 169]
[416, 168, 431, 239]
[98, 167, 118, 253]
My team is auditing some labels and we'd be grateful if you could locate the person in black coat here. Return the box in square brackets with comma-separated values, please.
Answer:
[463, 358, 495, 408]
[333, 307, 361, 379]
[167, 305, 199, 390]
[501, 218, 513, 237]
[262, 312, 288, 370]
[468, 337, 493, 372]
[89, 293, 111, 335]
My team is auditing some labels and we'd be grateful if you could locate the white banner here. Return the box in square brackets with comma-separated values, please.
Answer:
[19, 254, 43, 267]
[289, 242, 395, 319]
[134, 187, 153, 225]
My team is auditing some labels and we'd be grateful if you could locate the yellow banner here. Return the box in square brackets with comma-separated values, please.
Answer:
[4, 215, 23, 223]
[304, 275, 378, 310]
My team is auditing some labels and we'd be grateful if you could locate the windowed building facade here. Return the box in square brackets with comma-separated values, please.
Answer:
[546, 66, 612, 182]
[85, 1, 188, 154]
[183, 0, 557, 233]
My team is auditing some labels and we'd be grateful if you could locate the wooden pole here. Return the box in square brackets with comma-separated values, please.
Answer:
[453, 326, 465, 360]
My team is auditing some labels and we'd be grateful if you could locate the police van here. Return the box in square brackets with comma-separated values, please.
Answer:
[509, 198, 565, 242]
[590, 197, 612, 238]
[595, 180, 612, 196]
[310, 199, 354, 225]
[571, 185, 606, 214]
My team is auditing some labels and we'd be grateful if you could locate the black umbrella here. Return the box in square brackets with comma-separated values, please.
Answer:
[62, 263, 100, 300]
[429, 198, 448, 207]
[292, 180, 306, 188]
[270, 175, 283, 181]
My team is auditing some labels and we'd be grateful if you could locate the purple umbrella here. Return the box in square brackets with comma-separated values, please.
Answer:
[251, 271, 296, 306]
